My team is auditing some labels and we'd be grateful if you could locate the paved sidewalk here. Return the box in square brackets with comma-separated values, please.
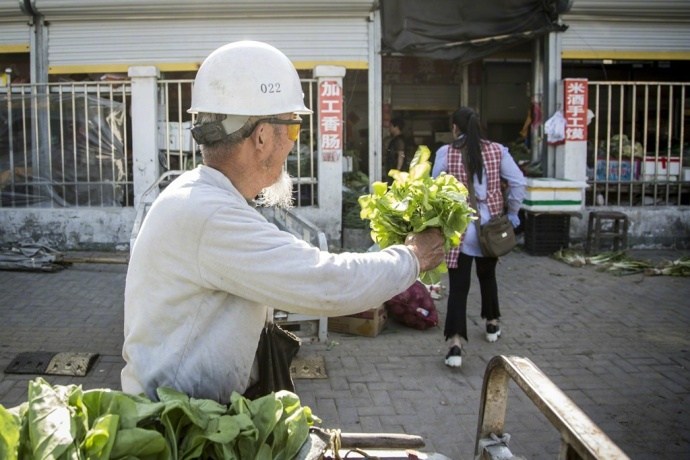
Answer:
[0, 249, 688, 459]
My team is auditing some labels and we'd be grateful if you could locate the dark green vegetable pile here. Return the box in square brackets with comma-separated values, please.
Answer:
[358, 145, 475, 284]
[0, 377, 318, 460]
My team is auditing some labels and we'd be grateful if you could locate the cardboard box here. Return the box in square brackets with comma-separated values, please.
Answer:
[521, 178, 587, 212]
[328, 305, 387, 337]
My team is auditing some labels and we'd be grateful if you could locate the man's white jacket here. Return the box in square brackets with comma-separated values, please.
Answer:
[122, 165, 419, 403]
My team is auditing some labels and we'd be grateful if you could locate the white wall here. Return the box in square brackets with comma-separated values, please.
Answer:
[1, 208, 135, 251]
[3, 205, 687, 251]
[571, 207, 690, 249]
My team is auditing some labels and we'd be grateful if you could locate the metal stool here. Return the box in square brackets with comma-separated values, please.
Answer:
[585, 211, 629, 254]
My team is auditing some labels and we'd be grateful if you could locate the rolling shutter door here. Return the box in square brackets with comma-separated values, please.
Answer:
[0, 2, 29, 52]
[562, 0, 690, 60]
[0, 23, 29, 52]
[561, 18, 690, 61]
[46, 17, 370, 73]
[26, 0, 374, 73]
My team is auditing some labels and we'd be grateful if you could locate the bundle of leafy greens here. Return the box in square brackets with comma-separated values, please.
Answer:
[0, 377, 318, 460]
[553, 249, 690, 277]
[358, 145, 475, 284]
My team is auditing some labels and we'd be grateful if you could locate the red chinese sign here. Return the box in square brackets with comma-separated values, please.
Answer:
[318, 79, 343, 162]
[563, 78, 588, 142]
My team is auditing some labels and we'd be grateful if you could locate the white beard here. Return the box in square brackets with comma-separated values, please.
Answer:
[255, 171, 294, 209]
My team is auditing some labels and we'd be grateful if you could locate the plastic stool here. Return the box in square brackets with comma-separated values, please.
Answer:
[585, 211, 629, 254]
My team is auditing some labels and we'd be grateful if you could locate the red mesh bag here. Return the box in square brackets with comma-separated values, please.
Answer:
[384, 280, 439, 330]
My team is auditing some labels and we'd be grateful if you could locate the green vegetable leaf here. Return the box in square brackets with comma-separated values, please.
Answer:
[205, 415, 243, 444]
[0, 404, 21, 460]
[27, 377, 79, 460]
[247, 393, 282, 448]
[109, 427, 169, 459]
[156, 387, 216, 460]
[359, 145, 474, 279]
[8, 380, 320, 460]
[81, 388, 163, 431]
[81, 413, 119, 459]
[271, 392, 316, 460]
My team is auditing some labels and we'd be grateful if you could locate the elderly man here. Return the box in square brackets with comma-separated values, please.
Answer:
[121, 41, 444, 404]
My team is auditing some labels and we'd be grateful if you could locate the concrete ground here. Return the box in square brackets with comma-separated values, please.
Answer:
[0, 247, 688, 459]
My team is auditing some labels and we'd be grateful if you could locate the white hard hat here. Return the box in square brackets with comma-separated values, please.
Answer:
[188, 40, 312, 122]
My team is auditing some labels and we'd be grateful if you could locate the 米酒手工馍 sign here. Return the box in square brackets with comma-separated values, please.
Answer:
[564, 78, 588, 142]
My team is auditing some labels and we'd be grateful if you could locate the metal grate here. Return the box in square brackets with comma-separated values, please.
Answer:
[157, 78, 319, 207]
[0, 82, 132, 208]
[5, 351, 98, 377]
[588, 81, 688, 207]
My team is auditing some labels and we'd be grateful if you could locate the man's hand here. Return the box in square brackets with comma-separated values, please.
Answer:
[404, 228, 445, 272]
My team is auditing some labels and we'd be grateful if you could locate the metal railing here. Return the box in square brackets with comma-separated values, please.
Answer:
[1, 81, 131, 208]
[1, 77, 318, 209]
[475, 355, 629, 459]
[157, 78, 319, 207]
[260, 205, 329, 343]
[588, 81, 688, 207]
[6, 79, 684, 211]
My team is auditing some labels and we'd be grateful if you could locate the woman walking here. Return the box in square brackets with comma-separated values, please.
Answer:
[432, 107, 526, 367]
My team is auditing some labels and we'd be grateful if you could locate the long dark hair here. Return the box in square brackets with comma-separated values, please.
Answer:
[451, 106, 485, 183]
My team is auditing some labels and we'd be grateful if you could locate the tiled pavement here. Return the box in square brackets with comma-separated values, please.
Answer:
[0, 248, 688, 459]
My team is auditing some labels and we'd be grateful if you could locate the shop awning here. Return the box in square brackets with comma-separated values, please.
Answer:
[381, 0, 570, 63]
